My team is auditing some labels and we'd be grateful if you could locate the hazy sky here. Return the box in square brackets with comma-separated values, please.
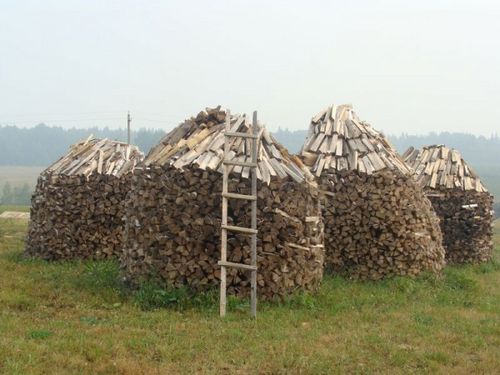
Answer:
[1, 0, 499, 135]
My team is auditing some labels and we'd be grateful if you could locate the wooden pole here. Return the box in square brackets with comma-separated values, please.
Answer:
[220, 110, 230, 317]
[250, 110, 258, 318]
[127, 111, 131, 145]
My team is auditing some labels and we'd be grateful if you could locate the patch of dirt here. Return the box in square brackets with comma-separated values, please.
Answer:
[0, 211, 30, 219]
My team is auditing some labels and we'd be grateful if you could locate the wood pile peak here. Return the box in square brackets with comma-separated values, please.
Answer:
[145, 106, 311, 185]
[25, 136, 144, 261]
[402, 144, 488, 192]
[45, 136, 144, 178]
[298, 103, 445, 280]
[122, 106, 324, 299]
[403, 144, 493, 264]
[300, 104, 410, 177]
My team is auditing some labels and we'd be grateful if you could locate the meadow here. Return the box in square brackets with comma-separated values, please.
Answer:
[0, 211, 498, 374]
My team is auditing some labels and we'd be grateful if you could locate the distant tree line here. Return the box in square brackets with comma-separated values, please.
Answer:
[0, 124, 499, 205]
[273, 128, 500, 202]
[389, 132, 500, 168]
[2, 123, 499, 167]
[0, 124, 166, 166]
[274, 128, 500, 165]
[0, 182, 32, 205]
[494, 203, 500, 219]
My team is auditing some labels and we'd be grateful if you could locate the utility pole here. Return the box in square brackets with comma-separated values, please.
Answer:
[127, 111, 131, 145]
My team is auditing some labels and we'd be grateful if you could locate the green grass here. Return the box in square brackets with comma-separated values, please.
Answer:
[0, 219, 499, 374]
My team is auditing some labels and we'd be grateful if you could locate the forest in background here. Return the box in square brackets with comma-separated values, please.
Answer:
[1, 124, 499, 210]
[0, 124, 164, 166]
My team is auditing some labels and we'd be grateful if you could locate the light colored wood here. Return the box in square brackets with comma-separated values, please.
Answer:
[218, 261, 257, 271]
[250, 111, 258, 318]
[219, 110, 230, 318]
[225, 131, 259, 139]
[221, 224, 258, 235]
[222, 192, 257, 201]
[223, 160, 258, 168]
[403, 145, 489, 193]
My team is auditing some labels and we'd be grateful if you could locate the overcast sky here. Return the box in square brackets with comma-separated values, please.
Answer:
[1, 0, 499, 135]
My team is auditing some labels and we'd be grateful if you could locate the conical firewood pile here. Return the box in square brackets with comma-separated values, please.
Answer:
[25, 137, 144, 260]
[123, 107, 324, 299]
[300, 104, 445, 280]
[403, 145, 494, 263]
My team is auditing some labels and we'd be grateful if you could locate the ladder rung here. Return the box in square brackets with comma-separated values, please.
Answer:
[223, 160, 257, 168]
[224, 131, 259, 139]
[221, 224, 258, 235]
[222, 192, 257, 201]
[218, 260, 257, 271]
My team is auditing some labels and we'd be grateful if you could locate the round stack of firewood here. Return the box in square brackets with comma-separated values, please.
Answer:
[300, 104, 445, 280]
[122, 107, 324, 299]
[25, 137, 144, 260]
[403, 145, 494, 263]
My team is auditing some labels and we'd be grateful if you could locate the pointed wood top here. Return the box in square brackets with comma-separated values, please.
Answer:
[45, 137, 144, 178]
[403, 144, 488, 192]
[300, 104, 409, 176]
[145, 106, 310, 184]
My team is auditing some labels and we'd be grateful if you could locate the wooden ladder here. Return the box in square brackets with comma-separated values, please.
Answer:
[219, 110, 260, 318]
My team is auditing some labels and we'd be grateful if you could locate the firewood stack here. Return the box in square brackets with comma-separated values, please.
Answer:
[403, 145, 494, 263]
[25, 137, 144, 260]
[122, 106, 324, 299]
[300, 104, 445, 280]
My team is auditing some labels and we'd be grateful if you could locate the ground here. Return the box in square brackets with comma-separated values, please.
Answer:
[0, 209, 499, 374]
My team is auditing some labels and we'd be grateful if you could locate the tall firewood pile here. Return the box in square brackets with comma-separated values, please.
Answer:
[25, 137, 144, 260]
[123, 107, 324, 299]
[403, 145, 494, 263]
[300, 104, 445, 280]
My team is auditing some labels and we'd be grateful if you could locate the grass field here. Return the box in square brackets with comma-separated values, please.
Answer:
[0, 213, 499, 374]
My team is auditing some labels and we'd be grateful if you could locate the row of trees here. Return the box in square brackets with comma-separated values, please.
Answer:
[2, 124, 499, 167]
[1, 182, 32, 205]
[0, 124, 166, 166]
[1, 124, 499, 208]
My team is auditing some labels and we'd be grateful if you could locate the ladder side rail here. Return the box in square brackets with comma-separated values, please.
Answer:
[250, 111, 258, 318]
[219, 110, 231, 317]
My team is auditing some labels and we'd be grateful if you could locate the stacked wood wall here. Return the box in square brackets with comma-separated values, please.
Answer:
[320, 170, 445, 280]
[425, 187, 493, 263]
[25, 172, 132, 260]
[403, 145, 494, 264]
[122, 165, 324, 299]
